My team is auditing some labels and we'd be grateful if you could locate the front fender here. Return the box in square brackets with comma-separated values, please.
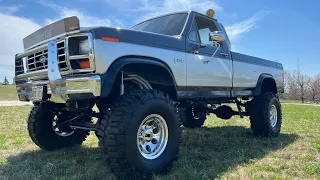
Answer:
[99, 56, 177, 97]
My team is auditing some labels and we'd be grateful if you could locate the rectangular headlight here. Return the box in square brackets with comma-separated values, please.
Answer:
[79, 39, 89, 55]
[67, 33, 95, 71]
[68, 36, 89, 56]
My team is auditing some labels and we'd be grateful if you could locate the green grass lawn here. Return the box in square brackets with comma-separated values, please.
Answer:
[0, 104, 319, 180]
[0, 85, 18, 100]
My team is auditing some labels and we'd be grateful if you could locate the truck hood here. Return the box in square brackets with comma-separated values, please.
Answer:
[23, 16, 185, 52]
[23, 16, 80, 50]
[86, 26, 185, 52]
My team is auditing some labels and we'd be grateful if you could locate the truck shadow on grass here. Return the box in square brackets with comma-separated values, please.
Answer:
[0, 126, 298, 180]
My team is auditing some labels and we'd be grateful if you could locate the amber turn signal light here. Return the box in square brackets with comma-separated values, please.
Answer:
[101, 36, 119, 42]
[79, 59, 90, 69]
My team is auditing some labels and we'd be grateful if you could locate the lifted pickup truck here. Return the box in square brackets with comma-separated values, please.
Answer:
[14, 10, 284, 179]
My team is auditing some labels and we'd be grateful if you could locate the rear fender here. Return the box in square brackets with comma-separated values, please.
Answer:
[253, 74, 276, 96]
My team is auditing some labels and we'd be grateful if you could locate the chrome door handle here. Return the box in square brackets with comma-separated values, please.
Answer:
[193, 50, 199, 54]
[219, 52, 229, 57]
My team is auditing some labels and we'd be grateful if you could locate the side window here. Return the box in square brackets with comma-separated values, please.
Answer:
[188, 20, 200, 42]
[194, 15, 218, 45]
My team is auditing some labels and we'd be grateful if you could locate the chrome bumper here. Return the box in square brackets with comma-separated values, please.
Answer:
[15, 40, 101, 103]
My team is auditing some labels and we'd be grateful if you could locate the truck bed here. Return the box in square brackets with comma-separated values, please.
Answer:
[230, 51, 282, 69]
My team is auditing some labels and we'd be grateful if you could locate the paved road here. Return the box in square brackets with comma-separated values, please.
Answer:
[0, 101, 32, 106]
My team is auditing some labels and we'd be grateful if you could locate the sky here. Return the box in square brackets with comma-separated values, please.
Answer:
[0, 0, 319, 83]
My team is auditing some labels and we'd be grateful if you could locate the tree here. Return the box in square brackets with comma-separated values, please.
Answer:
[284, 70, 298, 99]
[3, 76, 9, 85]
[309, 74, 320, 103]
[297, 72, 311, 103]
[283, 70, 311, 103]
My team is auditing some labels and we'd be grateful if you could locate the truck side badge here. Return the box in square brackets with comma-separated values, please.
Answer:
[174, 58, 184, 64]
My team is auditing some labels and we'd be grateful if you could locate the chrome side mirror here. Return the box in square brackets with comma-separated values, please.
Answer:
[203, 31, 225, 63]
[209, 31, 225, 42]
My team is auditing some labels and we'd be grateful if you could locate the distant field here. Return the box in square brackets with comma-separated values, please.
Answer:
[280, 99, 301, 103]
[281, 99, 319, 104]
[0, 104, 319, 179]
[0, 85, 18, 100]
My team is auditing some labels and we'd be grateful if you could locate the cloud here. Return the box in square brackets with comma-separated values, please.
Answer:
[225, 11, 269, 41]
[0, 13, 41, 82]
[105, 0, 223, 23]
[41, 2, 116, 27]
[125, 0, 222, 12]
[223, 13, 238, 19]
[0, 5, 24, 14]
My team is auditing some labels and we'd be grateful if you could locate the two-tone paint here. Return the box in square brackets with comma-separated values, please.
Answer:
[82, 11, 283, 99]
[14, 10, 284, 102]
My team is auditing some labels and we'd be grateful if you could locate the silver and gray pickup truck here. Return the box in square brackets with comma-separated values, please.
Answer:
[14, 10, 284, 179]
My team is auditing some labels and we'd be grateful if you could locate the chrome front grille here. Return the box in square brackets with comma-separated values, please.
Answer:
[26, 41, 69, 73]
[15, 33, 94, 78]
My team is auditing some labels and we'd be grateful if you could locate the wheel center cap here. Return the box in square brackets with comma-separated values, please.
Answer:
[142, 129, 153, 141]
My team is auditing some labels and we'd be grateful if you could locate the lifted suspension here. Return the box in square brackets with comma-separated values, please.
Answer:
[50, 106, 102, 131]
[194, 98, 250, 120]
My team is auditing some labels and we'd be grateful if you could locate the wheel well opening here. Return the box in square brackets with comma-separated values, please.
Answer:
[261, 78, 277, 94]
[110, 63, 178, 100]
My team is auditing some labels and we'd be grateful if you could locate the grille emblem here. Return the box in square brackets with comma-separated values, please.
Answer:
[26, 41, 67, 73]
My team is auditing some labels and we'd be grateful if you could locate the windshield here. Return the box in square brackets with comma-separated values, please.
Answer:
[131, 13, 188, 36]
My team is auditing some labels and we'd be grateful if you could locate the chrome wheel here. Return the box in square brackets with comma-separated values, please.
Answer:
[269, 104, 278, 128]
[137, 114, 168, 160]
[52, 115, 74, 137]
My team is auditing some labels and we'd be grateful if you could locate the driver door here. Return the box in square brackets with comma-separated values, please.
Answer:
[186, 14, 232, 97]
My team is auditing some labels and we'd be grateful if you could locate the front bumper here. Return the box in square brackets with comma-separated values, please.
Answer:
[16, 75, 101, 103]
[15, 40, 101, 103]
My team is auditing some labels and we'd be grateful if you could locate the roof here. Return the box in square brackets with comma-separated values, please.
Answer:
[191, 10, 218, 21]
